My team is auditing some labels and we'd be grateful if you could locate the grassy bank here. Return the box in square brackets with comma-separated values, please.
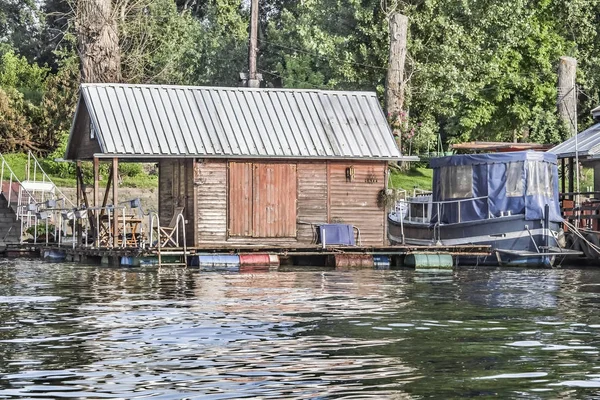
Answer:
[389, 166, 433, 192]
[1, 153, 158, 189]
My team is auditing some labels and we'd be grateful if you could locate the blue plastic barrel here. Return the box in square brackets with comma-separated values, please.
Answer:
[373, 255, 390, 268]
[189, 254, 240, 269]
[120, 256, 134, 266]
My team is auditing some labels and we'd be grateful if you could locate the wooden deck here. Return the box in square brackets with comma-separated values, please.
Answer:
[1, 243, 492, 261]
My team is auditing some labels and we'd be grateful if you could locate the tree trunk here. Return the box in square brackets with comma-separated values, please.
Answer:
[385, 13, 408, 153]
[557, 56, 577, 137]
[385, 13, 408, 114]
[75, 0, 121, 83]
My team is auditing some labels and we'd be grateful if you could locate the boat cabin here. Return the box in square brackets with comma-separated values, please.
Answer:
[430, 151, 562, 225]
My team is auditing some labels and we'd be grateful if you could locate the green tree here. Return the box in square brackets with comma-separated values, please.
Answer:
[0, 0, 43, 63]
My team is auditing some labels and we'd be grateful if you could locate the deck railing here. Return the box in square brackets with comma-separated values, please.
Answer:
[37, 203, 152, 249]
[393, 195, 492, 244]
[26, 151, 75, 208]
[0, 153, 41, 243]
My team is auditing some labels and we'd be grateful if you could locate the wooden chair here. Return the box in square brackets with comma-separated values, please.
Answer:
[160, 207, 184, 247]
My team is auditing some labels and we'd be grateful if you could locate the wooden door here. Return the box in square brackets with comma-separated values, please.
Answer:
[252, 163, 297, 237]
[228, 162, 253, 236]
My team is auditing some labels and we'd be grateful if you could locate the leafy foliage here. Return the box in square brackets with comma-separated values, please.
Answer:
[3, 0, 600, 163]
[0, 46, 78, 154]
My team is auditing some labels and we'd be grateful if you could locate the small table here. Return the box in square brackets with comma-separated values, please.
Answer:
[122, 217, 143, 246]
[98, 214, 144, 247]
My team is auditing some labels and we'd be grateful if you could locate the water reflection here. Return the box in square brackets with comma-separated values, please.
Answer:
[2, 260, 600, 398]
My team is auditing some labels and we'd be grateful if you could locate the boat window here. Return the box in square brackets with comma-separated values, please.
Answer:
[526, 161, 553, 197]
[547, 163, 555, 197]
[506, 161, 524, 197]
[441, 165, 473, 199]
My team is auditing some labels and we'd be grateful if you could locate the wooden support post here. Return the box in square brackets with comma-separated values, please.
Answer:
[76, 161, 83, 243]
[93, 157, 100, 243]
[76, 165, 95, 233]
[112, 157, 119, 247]
[568, 157, 574, 200]
[101, 166, 113, 214]
[93, 157, 99, 210]
[561, 158, 565, 196]
[76, 161, 82, 208]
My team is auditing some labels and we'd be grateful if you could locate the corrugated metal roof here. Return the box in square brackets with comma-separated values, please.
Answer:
[68, 83, 405, 160]
[548, 122, 600, 159]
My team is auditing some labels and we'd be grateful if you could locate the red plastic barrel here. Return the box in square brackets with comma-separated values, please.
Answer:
[333, 254, 374, 268]
[239, 253, 271, 266]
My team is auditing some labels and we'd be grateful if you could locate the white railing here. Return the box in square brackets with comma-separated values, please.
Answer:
[26, 151, 75, 208]
[0, 153, 40, 243]
[38, 203, 151, 249]
[396, 195, 491, 225]
[392, 195, 493, 244]
[0, 152, 159, 249]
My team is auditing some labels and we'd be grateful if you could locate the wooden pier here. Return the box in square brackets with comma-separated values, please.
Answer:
[1, 243, 492, 269]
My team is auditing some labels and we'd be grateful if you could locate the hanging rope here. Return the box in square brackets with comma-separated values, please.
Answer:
[563, 220, 600, 256]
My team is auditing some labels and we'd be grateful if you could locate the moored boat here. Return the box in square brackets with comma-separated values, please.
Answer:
[388, 151, 569, 267]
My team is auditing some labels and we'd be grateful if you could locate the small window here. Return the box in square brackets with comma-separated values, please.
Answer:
[526, 161, 553, 197]
[441, 165, 473, 199]
[90, 122, 95, 139]
[506, 161, 524, 197]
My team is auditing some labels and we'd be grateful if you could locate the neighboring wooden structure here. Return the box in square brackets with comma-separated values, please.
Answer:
[549, 108, 600, 198]
[66, 84, 410, 248]
[451, 141, 552, 153]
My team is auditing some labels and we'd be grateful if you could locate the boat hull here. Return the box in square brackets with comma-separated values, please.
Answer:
[388, 214, 560, 267]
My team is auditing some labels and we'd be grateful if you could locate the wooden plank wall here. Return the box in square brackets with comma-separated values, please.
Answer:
[297, 163, 328, 244]
[158, 159, 195, 246]
[328, 162, 386, 246]
[67, 101, 101, 160]
[193, 159, 387, 247]
[195, 159, 228, 243]
[158, 160, 174, 225]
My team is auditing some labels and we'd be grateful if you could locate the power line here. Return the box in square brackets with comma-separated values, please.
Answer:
[258, 38, 388, 71]
[257, 68, 331, 90]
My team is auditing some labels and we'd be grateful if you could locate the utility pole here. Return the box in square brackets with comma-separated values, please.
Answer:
[385, 13, 409, 150]
[247, 0, 260, 88]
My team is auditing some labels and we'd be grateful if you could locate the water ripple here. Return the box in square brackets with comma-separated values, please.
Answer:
[2, 261, 600, 398]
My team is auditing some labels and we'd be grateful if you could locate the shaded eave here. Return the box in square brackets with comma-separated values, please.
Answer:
[88, 153, 419, 162]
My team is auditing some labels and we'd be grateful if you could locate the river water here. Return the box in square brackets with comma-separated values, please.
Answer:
[1, 259, 600, 398]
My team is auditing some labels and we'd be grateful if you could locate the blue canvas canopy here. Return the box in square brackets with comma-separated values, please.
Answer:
[429, 151, 562, 224]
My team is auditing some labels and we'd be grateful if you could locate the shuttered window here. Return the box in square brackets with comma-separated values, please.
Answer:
[228, 162, 297, 237]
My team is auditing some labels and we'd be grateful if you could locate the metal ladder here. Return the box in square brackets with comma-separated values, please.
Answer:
[149, 212, 190, 266]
